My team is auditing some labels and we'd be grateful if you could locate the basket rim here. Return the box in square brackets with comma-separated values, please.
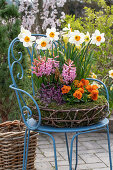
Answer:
[0, 120, 24, 127]
[39, 104, 108, 112]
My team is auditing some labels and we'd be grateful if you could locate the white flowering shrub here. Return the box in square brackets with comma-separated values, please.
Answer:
[19, 0, 66, 33]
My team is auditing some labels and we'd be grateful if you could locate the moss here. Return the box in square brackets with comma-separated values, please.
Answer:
[31, 95, 108, 127]
[36, 95, 107, 110]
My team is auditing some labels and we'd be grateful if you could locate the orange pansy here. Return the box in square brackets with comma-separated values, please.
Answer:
[85, 85, 92, 92]
[81, 79, 89, 86]
[73, 90, 82, 100]
[78, 88, 84, 94]
[86, 84, 98, 93]
[92, 85, 98, 90]
[85, 80, 89, 86]
[73, 80, 79, 87]
[77, 82, 84, 88]
[90, 90, 99, 101]
[61, 85, 71, 94]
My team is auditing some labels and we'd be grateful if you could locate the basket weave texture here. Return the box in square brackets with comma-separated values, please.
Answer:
[37, 104, 108, 128]
[0, 120, 37, 170]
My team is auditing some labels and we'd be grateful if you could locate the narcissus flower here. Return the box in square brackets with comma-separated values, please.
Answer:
[69, 30, 85, 46]
[109, 70, 113, 79]
[84, 32, 90, 44]
[91, 30, 105, 46]
[36, 37, 51, 50]
[18, 26, 30, 39]
[91, 73, 97, 79]
[73, 90, 82, 99]
[46, 27, 59, 41]
[18, 27, 36, 47]
[62, 34, 69, 44]
[63, 24, 72, 32]
[61, 85, 71, 94]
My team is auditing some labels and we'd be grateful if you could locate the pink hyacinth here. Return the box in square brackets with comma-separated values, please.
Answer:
[62, 60, 76, 84]
[31, 56, 59, 77]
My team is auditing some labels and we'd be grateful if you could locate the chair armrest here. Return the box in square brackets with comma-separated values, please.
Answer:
[86, 78, 110, 113]
[9, 84, 41, 130]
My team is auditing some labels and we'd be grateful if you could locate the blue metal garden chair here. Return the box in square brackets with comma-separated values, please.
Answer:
[8, 34, 112, 170]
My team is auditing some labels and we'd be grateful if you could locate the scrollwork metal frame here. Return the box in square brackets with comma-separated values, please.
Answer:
[8, 35, 112, 170]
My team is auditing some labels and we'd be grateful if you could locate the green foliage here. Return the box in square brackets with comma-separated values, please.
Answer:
[62, 0, 113, 77]
[0, 0, 26, 122]
[32, 41, 93, 90]
[102, 76, 113, 110]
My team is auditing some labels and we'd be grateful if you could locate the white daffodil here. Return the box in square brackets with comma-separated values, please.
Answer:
[91, 73, 97, 79]
[62, 34, 69, 44]
[18, 26, 30, 38]
[109, 70, 113, 79]
[91, 30, 105, 46]
[63, 27, 70, 32]
[84, 32, 90, 44]
[36, 37, 51, 50]
[18, 27, 36, 47]
[91, 81, 100, 88]
[46, 27, 59, 41]
[69, 30, 85, 46]
[62, 24, 72, 32]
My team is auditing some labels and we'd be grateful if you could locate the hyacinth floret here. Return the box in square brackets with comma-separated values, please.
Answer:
[62, 59, 76, 84]
[32, 56, 59, 77]
[39, 83, 63, 104]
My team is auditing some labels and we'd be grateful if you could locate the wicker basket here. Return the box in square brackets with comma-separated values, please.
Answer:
[31, 100, 108, 128]
[0, 120, 38, 170]
[39, 104, 108, 128]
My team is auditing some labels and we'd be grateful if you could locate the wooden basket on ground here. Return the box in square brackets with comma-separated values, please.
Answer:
[0, 120, 38, 170]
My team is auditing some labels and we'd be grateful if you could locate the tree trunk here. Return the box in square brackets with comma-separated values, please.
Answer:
[32, 0, 44, 34]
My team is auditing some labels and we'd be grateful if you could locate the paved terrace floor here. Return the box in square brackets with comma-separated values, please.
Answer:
[35, 132, 113, 170]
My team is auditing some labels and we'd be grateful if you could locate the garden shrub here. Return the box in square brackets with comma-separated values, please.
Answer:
[62, 0, 113, 77]
[0, 0, 30, 122]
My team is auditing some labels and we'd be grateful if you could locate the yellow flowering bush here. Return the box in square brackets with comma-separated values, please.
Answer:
[62, 0, 113, 77]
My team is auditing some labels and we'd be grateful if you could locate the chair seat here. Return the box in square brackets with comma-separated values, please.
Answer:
[36, 118, 109, 133]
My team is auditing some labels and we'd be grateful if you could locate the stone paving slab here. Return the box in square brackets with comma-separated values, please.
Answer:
[35, 132, 113, 170]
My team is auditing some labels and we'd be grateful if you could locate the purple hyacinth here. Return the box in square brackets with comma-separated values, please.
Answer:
[39, 83, 63, 105]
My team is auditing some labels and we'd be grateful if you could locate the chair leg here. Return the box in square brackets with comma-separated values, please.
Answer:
[52, 136, 58, 170]
[75, 134, 78, 170]
[37, 131, 58, 170]
[23, 129, 30, 170]
[69, 133, 78, 170]
[65, 133, 70, 165]
[106, 125, 112, 170]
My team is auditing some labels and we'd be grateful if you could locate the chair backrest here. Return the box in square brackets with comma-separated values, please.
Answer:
[8, 34, 46, 96]
[8, 34, 48, 129]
